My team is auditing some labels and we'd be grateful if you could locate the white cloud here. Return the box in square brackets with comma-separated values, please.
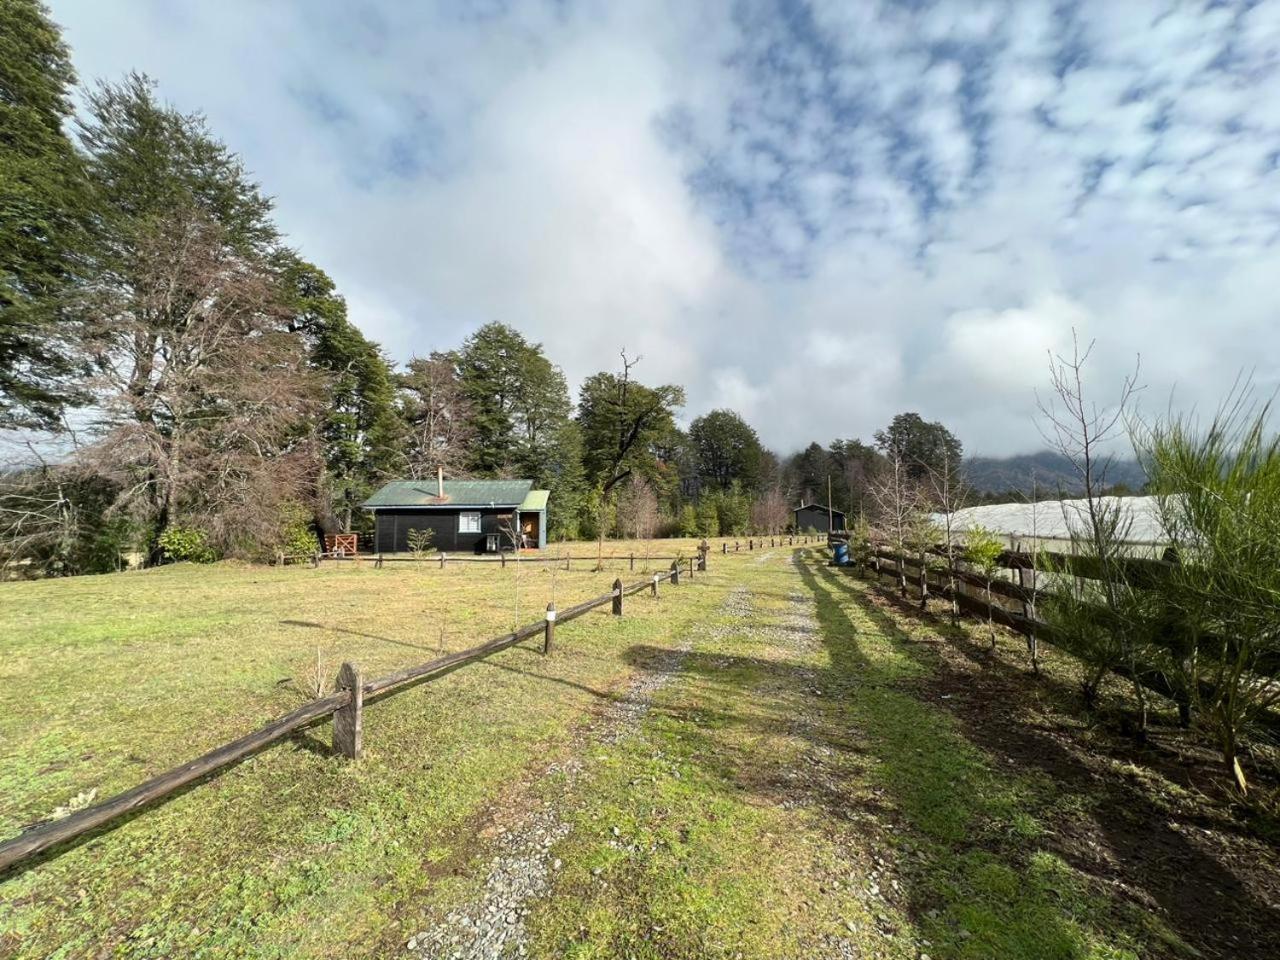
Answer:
[45, 0, 1280, 459]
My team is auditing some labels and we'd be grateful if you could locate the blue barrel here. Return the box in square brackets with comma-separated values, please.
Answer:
[832, 542, 850, 566]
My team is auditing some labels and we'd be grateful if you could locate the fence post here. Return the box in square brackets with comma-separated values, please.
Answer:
[688, 556, 695, 579]
[543, 602, 556, 654]
[501, 551, 506, 569]
[311, 552, 319, 569]
[375, 553, 384, 569]
[670, 559, 680, 586]
[440, 552, 446, 570]
[722, 542, 727, 554]
[612, 578, 623, 616]
[333, 662, 363, 760]
[630, 553, 635, 571]
[651, 572, 659, 598]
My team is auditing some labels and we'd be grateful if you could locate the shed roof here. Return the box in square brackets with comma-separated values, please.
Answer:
[363, 479, 534, 509]
[519, 489, 549, 512]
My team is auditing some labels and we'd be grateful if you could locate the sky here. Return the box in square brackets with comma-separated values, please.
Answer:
[49, 0, 1280, 456]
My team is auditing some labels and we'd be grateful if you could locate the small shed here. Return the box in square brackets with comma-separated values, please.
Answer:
[363, 475, 549, 553]
[794, 502, 846, 533]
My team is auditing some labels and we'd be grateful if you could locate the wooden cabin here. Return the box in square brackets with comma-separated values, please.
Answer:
[793, 502, 846, 533]
[363, 471, 549, 553]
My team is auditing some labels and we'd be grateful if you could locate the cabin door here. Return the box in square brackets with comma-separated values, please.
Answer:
[520, 513, 539, 549]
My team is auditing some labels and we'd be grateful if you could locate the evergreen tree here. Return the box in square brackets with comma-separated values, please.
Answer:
[873, 412, 963, 484]
[280, 255, 401, 535]
[456, 322, 530, 475]
[678, 502, 699, 537]
[74, 75, 317, 560]
[689, 409, 764, 492]
[577, 360, 684, 497]
[790, 441, 832, 503]
[695, 491, 720, 537]
[828, 438, 884, 519]
[0, 0, 89, 427]
[716, 480, 750, 536]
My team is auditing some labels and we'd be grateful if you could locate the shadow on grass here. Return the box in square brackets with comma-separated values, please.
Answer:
[614, 566, 1114, 957]
[605, 553, 1267, 958]
[809, 559, 1280, 960]
[279, 619, 438, 653]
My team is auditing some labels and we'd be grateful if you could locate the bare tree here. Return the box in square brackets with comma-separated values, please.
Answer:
[618, 473, 659, 541]
[869, 450, 925, 597]
[1037, 331, 1150, 725]
[78, 207, 322, 562]
[926, 445, 967, 624]
[751, 484, 790, 536]
[0, 456, 78, 576]
[399, 352, 473, 480]
[618, 473, 659, 569]
[498, 513, 523, 629]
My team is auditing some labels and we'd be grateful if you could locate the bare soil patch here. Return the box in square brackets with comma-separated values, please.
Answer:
[859, 581, 1280, 960]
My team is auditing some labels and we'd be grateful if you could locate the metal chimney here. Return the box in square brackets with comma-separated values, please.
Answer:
[437, 466, 444, 499]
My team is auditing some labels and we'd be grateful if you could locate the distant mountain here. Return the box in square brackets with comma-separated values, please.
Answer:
[962, 450, 1147, 497]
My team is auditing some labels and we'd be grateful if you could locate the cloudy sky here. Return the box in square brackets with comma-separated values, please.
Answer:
[50, 0, 1280, 455]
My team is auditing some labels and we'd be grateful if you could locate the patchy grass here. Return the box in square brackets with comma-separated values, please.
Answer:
[0, 538, 743, 958]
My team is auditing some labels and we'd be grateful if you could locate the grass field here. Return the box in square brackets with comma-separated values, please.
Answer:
[1, 540, 1276, 959]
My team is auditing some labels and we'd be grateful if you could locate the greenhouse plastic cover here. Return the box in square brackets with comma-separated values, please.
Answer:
[932, 496, 1168, 545]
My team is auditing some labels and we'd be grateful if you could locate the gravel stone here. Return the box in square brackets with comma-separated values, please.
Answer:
[408, 588, 751, 959]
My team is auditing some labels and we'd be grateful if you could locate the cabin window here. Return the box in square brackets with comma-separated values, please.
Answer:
[458, 511, 482, 533]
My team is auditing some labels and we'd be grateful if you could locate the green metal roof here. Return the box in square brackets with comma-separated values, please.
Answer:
[363, 479, 534, 509]
[519, 489, 549, 512]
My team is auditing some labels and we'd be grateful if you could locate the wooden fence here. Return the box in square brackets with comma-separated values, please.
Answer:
[285, 535, 817, 567]
[0, 553, 714, 875]
[851, 540, 1280, 735]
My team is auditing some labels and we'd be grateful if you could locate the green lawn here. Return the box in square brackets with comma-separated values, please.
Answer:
[0, 541, 1237, 958]
[0, 539, 734, 958]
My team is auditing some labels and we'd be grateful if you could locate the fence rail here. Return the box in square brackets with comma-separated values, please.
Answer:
[0, 553, 714, 875]
[279, 535, 818, 568]
[853, 542, 1280, 736]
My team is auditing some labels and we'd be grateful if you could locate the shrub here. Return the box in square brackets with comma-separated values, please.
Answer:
[406, 527, 435, 561]
[678, 503, 699, 537]
[157, 525, 217, 564]
[964, 525, 1004, 648]
[1145, 395, 1280, 795]
[277, 503, 318, 559]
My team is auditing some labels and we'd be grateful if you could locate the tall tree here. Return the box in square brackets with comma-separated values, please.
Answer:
[455, 322, 585, 536]
[75, 76, 318, 560]
[0, 0, 89, 427]
[280, 255, 400, 535]
[577, 353, 684, 498]
[689, 409, 764, 492]
[456, 322, 530, 475]
[829, 438, 883, 520]
[398, 351, 472, 480]
[577, 351, 684, 558]
[873, 412, 963, 483]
